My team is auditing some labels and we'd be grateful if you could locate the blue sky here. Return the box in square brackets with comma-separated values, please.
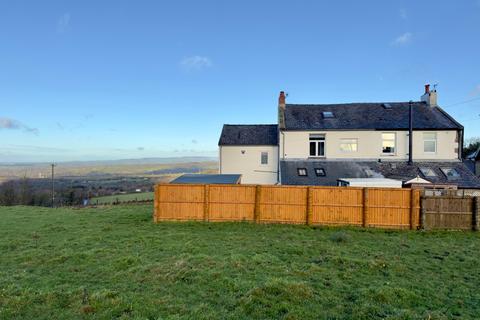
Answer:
[1, 0, 479, 162]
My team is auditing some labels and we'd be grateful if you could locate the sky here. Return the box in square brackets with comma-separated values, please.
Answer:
[1, 0, 479, 162]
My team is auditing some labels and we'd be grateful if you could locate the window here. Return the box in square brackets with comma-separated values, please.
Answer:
[423, 132, 437, 153]
[297, 168, 308, 176]
[340, 139, 358, 152]
[322, 111, 334, 118]
[314, 168, 326, 176]
[440, 168, 460, 179]
[261, 152, 268, 165]
[382, 133, 396, 154]
[309, 134, 325, 157]
[420, 167, 437, 177]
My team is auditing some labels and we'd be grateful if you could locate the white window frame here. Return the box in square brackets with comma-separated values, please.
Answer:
[381, 132, 396, 155]
[260, 151, 268, 165]
[309, 134, 326, 158]
[423, 132, 437, 154]
[340, 138, 358, 152]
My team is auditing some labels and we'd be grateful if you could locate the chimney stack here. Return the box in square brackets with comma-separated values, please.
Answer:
[278, 91, 286, 129]
[421, 83, 438, 107]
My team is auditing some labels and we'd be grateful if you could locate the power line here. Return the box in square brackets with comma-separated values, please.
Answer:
[443, 96, 480, 108]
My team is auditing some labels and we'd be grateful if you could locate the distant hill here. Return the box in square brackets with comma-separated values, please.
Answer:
[0, 156, 217, 167]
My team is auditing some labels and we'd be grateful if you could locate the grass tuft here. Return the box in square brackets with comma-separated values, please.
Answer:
[329, 230, 350, 243]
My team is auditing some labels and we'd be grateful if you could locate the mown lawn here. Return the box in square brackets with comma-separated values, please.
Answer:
[0, 205, 479, 319]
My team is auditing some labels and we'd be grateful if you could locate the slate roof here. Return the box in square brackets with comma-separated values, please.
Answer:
[170, 174, 241, 184]
[218, 124, 278, 146]
[280, 160, 480, 188]
[284, 102, 463, 131]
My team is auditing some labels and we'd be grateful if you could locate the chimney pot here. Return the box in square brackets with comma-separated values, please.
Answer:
[279, 91, 286, 105]
[425, 84, 430, 94]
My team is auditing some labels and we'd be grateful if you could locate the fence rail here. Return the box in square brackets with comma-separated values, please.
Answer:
[154, 184, 421, 229]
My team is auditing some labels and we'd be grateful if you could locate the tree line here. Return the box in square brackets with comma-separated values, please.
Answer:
[0, 177, 88, 207]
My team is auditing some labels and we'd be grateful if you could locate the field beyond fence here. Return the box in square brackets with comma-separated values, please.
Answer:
[154, 184, 422, 229]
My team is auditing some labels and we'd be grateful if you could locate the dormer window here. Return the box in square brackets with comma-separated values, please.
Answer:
[314, 168, 326, 176]
[297, 168, 308, 176]
[322, 111, 334, 118]
[440, 168, 460, 179]
[420, 167, 437, 177]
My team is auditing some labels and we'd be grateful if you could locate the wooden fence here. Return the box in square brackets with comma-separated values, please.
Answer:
[154, 184, 421, 229]
[421, 196, 480, 230]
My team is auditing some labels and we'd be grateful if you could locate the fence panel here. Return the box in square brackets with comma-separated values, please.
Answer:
[366, 188, 414, 229]
[208, 185, 256, 222]
[153, 184, 426, 230]
[423, 196, 473, 230]
[156, 184, 205, 221]
[310, 187, 363, 226]
[258, 186, 307, 224]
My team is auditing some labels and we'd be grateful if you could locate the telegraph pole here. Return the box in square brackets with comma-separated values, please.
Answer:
[51, 163, 56, 207]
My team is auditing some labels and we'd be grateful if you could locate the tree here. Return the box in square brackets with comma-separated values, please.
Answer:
[0, 180, 17, 206]
[463, 137, 480, 158]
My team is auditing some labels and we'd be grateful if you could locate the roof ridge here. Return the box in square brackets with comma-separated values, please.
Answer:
[286, 101, 424, 107]
[223, 124, 277, 126]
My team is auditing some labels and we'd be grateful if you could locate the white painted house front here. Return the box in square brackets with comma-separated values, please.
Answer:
[218, 86, 480, 189]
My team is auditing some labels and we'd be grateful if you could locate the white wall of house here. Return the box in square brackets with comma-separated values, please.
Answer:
[279, 130, 459, 161]
[219, 146, 279, 184]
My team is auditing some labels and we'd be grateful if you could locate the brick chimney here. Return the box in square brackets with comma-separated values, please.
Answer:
[278, 91, 286, 129]
[421, 84, 438, 107]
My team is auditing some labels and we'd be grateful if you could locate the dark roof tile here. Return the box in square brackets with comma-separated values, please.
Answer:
[218, 124, 278, 146]
[280, 160, 480, 188]
[284, 102, 463, 130]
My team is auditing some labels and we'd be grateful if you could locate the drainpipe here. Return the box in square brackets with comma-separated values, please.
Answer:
[408, 100, 413, 165]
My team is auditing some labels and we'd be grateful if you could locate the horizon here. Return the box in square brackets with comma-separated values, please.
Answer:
[1, 1, 480, 162]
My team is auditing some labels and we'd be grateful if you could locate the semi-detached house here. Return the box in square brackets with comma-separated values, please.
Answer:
[218, 85, 480, 189]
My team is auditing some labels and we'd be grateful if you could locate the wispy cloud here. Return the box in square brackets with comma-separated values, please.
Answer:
[0, 117, 39, 135]
[57, 13, 71, 33]
[399, 8, 408, 20]
[191, 139, 198, 144]
[470, 84, 480, 97]
[180, 56, 212, 71]
[137, 147, 145, 151]
[391, 32, 412, 46]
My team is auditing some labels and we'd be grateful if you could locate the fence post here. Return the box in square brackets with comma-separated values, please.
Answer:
[306, 187, 313, 225]
[362, 188, 368, 228]
[409, 189, 415, 230]
[473, 197, 479, 232]
[204, 184, 210, 222]
[254, 185, 261, 223]
[153, 185, 158, 223]
[420, 197, 426, 230]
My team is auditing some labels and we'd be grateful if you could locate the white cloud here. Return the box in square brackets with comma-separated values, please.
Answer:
[0, 117, 39, 135]
[180, 56, 212, 71]
[391, 32, 412, 46]
[399, 8, 408, 20]
[57, 13, 71, 33]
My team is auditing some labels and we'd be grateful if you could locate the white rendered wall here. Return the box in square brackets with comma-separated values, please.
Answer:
[280, 130, 459, 161]
[219, 146, 279, 184]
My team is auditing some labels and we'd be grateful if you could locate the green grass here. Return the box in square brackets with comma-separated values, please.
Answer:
[91, 192, 153, 204]
[0, 205, 479, 319]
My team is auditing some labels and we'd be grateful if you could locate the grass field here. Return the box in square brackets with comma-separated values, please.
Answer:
[91, 192, 154, 204]
[1, 205, 479, 319]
